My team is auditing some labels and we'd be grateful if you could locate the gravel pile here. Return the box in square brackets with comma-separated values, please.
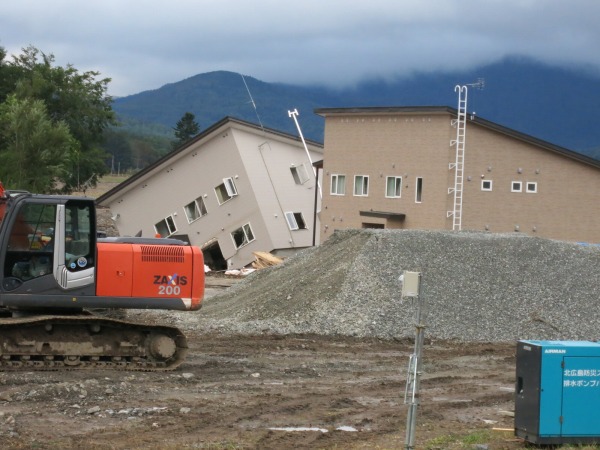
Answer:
[193, 229, 600, 342]
[96, 207, 120, 237]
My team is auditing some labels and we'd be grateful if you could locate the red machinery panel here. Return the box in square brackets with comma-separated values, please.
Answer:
[96, 242, 134, 296]
[96, 242, 204, 310]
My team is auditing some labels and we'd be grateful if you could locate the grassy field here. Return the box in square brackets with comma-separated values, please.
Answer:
[72, 174, 130, 199]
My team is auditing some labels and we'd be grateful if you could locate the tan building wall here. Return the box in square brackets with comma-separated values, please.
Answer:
[462, 126, 600, 240]
[317, 107, 600, 243]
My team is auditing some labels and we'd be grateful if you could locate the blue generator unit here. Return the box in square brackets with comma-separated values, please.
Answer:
[515, 340, 600, 445]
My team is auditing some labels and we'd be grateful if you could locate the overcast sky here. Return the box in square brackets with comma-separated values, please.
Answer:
[2, 1, 599, 97]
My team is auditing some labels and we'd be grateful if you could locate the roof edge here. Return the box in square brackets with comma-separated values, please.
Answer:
[96, 116, 324, 205]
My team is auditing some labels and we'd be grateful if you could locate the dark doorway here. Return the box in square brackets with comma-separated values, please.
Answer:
[202, 241, 227, 271]
[362, 223, 385, 229]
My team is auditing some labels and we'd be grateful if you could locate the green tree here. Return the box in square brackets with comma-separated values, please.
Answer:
[172, 112, 199, 149]
[0, 47, 24, 104]
[102, 128, 133, 173]
[6, 46, 116, 192]
[131, 138, 161, 169]
[0, 95, 77, 193]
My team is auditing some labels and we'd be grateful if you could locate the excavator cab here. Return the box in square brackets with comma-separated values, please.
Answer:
[1, 191, 204, 313]
[1, 194, 96, 296]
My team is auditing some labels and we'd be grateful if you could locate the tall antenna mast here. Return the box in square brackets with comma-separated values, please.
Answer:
[241, 74, 265, 131]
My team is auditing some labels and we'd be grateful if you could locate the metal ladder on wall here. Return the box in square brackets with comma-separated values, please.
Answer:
[447, 85, 468, 231]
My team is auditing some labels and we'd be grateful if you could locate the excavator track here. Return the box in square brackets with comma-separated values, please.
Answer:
[0, 315, 188, 371]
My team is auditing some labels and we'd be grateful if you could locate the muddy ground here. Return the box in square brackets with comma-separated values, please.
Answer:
[0, 279, 521, 450]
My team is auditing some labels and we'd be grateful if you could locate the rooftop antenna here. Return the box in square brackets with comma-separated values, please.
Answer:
[465, 78, 485, 117]
[241, 74, 265, 131]
[241, 75, 297, 246]
[467, 77, 485, 89]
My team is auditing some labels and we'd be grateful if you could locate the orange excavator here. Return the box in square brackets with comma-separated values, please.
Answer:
[0, 182, 204, 370]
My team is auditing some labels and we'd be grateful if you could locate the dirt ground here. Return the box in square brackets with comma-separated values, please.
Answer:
[0, 278, 521, 450]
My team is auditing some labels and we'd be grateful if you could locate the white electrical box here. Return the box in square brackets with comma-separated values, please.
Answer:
[402, 271, 421, 297]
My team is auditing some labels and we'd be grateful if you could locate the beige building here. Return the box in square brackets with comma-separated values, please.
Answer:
[97, 117, 323, 269]
[315, 106, 600, 243]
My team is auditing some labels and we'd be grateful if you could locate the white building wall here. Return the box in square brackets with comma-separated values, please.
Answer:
[232, 129, 321, 250]
[102, 120, 323, 269]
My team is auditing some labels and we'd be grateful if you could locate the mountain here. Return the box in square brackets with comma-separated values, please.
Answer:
[112, 57, 600, 161]
[113, 71, 334, 146]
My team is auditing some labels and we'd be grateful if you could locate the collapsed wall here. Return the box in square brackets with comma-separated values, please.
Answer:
[198, 229, 600, 342]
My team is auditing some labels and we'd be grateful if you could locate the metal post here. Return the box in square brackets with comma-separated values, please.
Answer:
[403, 271, 425, 450]
[288, 109, 316, 177]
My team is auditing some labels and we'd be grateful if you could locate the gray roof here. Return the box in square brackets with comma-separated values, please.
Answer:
[96, 116, 323, 205]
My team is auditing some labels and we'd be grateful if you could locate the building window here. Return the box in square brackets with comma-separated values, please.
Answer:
[215, 177, 238, 204]
[415, 177, 423, 203]
[511, 181, 522, 193]
[331, 174, 346, 195]
[386, 176, 402, 198]
[285, 212, 307, 231]
[231, 223, 255, 249]
[526, 182, 537, 193]
[290, 164, 310, 185]
[354, 175, 369, 196]
[155, 215, 177, 237]
[481, 180, 493, 191]
[184, 197, 208, 223]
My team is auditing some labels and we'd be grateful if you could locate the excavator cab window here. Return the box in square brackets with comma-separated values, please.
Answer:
[4, 203, 57, 281]
[64, 201, 94, 273]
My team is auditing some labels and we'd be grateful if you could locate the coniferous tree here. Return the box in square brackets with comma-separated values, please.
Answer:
[172, 112, 199, 149]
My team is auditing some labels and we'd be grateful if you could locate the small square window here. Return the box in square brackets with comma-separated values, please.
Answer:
[354, 175, 369, 196]
[290, 164, 310, 185]
[285, 212, 307, 231]
[511, 181, 522, 193]
[481, 180, 493, 191]
[386, 176, 402, 198]
[215, 177, 238, 204]
[526, 182, 537, 193]
[231, 223, 255, 249]
[155, 215, 177, 237]
[331, 174, 346, 195]
[184, 197, 208, 223]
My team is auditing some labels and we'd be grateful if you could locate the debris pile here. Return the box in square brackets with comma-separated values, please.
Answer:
[193, 229, 600, 342]
[252, 251, 283, 269]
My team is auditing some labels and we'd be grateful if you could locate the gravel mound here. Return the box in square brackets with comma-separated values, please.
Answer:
[196, 229, 600, 342]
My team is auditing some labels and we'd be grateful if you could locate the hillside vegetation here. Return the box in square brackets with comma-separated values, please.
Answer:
[113, 57, 600, 161]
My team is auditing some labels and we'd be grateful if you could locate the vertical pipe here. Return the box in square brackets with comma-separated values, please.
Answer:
[312, 163, 320, 247]
[404, 272, 424, 450]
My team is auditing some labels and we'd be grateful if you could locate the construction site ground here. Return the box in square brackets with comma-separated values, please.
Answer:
[0, 277, 522, 450]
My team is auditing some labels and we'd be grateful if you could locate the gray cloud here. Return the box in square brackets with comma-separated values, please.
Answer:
[2, 0, 599, 96]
